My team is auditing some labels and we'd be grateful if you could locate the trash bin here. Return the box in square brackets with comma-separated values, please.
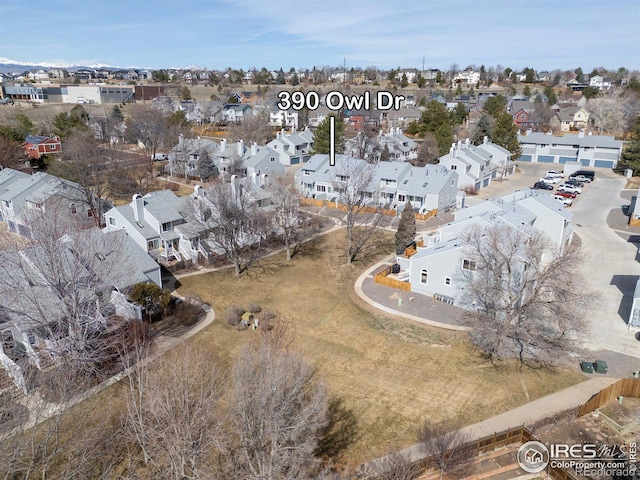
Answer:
[580, 361, 594, 373]
[594, 360, 608, 374]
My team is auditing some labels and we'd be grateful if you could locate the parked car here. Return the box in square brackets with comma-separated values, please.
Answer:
[558, 184, 582, 194]
[553, 195, 573, 206]
[540, 176, 562, 184]
[546, 170, 564, 178]
[571, 175, 592, 183]
[555, 191, 577, 199]
[570, 170, 595, 182]
[565, 178, 585, 187]
[533, 181, 554, 190]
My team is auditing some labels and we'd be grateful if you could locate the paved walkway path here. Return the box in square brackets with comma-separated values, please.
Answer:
[365, 376, 619, 472]
[4, 296, 216, 441]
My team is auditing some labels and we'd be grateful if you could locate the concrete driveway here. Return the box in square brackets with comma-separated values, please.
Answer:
[568, 171, 640, 356]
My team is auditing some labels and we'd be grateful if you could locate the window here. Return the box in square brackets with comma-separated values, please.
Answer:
[48, 144, 56, 150]
[70, 203, 77, 214]
[397, 194, 405, 202]
[420, 269, 428, 285]
[87, 209, 93, 217]
[462, 259, 477, 271]
[108, 217, 116, 226]
[162, 222, 172, 232]
[147, 239, 159, 250]
[451, 179, 455, 186]
[270, 157, 275, 162]
[445, 277, 451, 286]
[450, 164, 457, 170]
[316, 185, 326, 192]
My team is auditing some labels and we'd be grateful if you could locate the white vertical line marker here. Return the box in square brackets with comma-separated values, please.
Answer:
[329, 116, 336, 166]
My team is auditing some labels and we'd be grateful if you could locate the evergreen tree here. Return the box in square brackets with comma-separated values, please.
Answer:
[290, 73, 299, 86]
[543, 85, 557, 105]
[482, 95, 507, 117]
[276, 68, 285, 84]
[197, 151, 219, 181]
[620, 117, 640, 173]
[395, 201, 416, 254]
[434, 124, 454, 156]
[492, 112, 522, 158]
[179, 86, 192, 101]
[400, 73, 409, 88]
[380, 144, 390, 161]
[52, 106, 89, 139]
[312, 114, 344, 154]
[523, 85, 531, 98]
[452, 103, 468, 125]
[111, 105, 124, 122]
[472, 114, 493, 145]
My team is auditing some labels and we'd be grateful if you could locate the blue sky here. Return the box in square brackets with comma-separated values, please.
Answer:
[1, 0, 638, 71]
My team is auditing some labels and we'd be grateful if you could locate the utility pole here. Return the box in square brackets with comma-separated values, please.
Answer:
[343, 57, 346, 85]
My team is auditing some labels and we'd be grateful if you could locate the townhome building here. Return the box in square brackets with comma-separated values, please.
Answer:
[518, 130, 623, 169]
[295, 154, 461, 213]
[0, 168, 93, 237]
[266, 127, 315, 165]
[395, 189, 573, 305]
[438, 138, 515, 191]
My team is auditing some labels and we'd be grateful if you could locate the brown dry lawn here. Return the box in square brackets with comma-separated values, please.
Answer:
[177, 229, 585, 463]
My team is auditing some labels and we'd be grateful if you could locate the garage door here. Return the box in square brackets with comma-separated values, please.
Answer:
[290, 157, 300, 165]
[483, 178, 490, 187]
[538, 155, 554, 163]
[519, 155, 532, 162]
[580, 159, 591, 166]
[593, 160, 615, 168]
[559, 156, 574, 164]
[474, 182, 481, 190]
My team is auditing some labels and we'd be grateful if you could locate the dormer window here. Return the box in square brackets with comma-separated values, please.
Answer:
[70, 203, 77, 214]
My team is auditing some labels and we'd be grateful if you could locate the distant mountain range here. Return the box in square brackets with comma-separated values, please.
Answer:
[0, 58, 208, 75]
[0, 57, 143, 75]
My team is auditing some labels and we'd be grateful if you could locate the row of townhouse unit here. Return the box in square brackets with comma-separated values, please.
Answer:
[396, 188, 574, 305]
[295, 154, 463, 214]
[518, 130, 623, 169]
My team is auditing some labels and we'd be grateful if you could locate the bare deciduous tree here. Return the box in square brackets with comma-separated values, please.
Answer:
[228, 321, 330, 480]
[267, 179, 302, 261]
[193, 179, 269, 276]
[0, 201, 137, 378]
[228, 110, 274, 145]
[418, 420, 474, 480]
[0, 135, 27, 170]
[123, 344, 225, 479]
[125, 104, 169, 173]
[350, 128, 381, 163]
[48, 130, 110, 226]
[588, 96, 626, 135]
[458, 223, 594, 366]
[411, 133, 439, 166]
[331, 157, 382, 264]
[366, 450, 422, 480]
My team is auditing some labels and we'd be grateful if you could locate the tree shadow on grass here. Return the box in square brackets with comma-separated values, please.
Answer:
[315, 396, 360, 462]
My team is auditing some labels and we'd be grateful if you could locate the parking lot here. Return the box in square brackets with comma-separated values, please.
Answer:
[465, 162, 588, 207]
[466, 163, 640, 360]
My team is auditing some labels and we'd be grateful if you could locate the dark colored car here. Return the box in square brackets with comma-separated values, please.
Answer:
[570, 170, 595, 182]
[533, 181, 554, 190]
[565, 178, 585, 187]
[555, 191, 577, 199]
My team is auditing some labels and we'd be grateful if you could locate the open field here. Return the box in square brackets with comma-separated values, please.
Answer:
[177, 229, 585, 463]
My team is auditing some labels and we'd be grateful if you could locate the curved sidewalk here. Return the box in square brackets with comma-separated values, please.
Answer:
[355, 260, 471, 332]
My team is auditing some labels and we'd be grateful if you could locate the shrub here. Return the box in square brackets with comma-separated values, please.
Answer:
[225, 305, 245, 326]
[259, 310, 276, 331]
[235, 322, 248, 331]
[246, 302, 262, 314]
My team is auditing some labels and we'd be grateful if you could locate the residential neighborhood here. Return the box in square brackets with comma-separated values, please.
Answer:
[1, 3, 640, 477]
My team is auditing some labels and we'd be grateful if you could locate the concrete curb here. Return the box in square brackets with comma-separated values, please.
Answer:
[354, 261, 471, 332]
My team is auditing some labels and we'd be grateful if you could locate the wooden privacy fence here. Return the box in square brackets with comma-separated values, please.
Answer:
[410, 426, 578, 480]
[578, 378, 640, 416]
[373, 265, 411, 291]
[299, 197, 437, 220]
